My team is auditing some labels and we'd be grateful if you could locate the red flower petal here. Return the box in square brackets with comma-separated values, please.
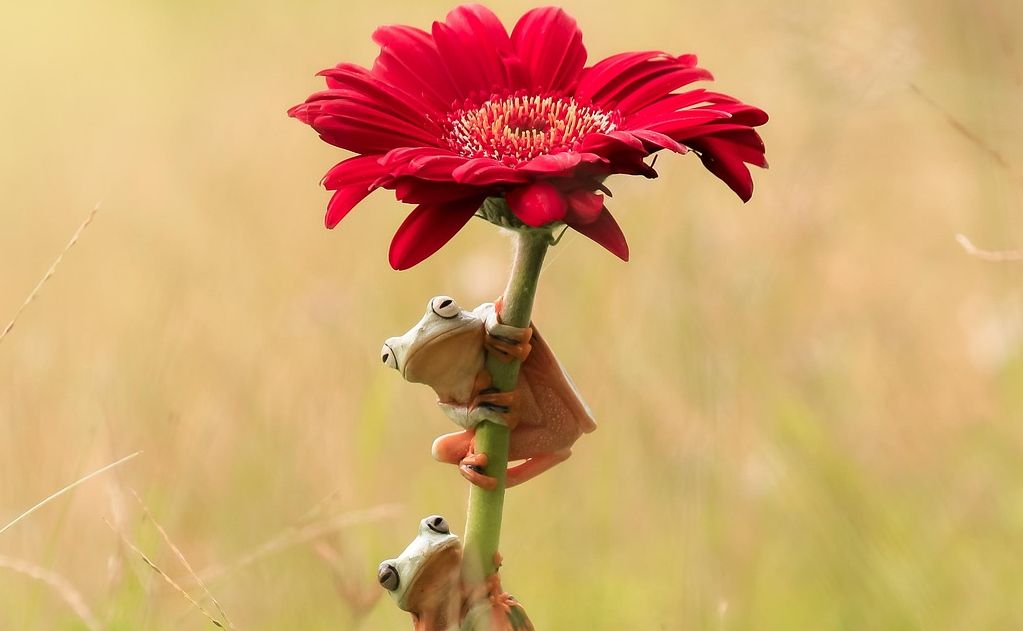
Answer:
[577, 134, 655, 177]
[311, 100, 443, 148]
[321, 154, 391, 228]
[517, 152, 607, 176]
[321, 154, 389, 189]
[569, 206, 630, 261]
[393, 179, 479, 205]
[614, 67, 714, 115]
[579, 131, 646, 156]
[700, 129, 769, 168]
[691, 136, 756, 202]
[506, 182, 568, 227]
[326, 186, 374, 228]
[628, 129, 688, 154]
[578, 52, 696, 106]
[388, 195, 485, 270]
[315, 64, 444, 130]
[385, 149, 471, 181]
[565, 190, 604, 225]
[622, 89, 720, 122]
[511, 7, 587, 93]
[371, 25, 460, 112]
[576, 51, 661, 103]
[701, 101, 770, 127]
[451, 158, 531, 186]
[626, 106, 732, 133]
[431, 5, 518, 97]
[594, 55, 705, 111]
[305, 114, 427, 155]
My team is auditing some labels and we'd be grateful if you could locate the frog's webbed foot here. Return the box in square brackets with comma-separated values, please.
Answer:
[465, 560, 532, 630]
[432, 432, 499, 490]
[486, 572, 516, 614]
[459, 452, 498, 491]
[485, 301, 533, 363]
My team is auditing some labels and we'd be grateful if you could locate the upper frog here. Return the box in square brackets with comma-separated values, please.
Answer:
[382, 296, 489, 406]
[382, 295, 596, 490]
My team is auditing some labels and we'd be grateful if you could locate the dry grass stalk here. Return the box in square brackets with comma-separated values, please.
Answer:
[909, 84, 1018, 178]
[0, 203, 101, 346]
[310, 539, 381, 619]
[197, 503, 401, 583]
[104, 519, 227, 629]
[910, 86, 1023, 264]
[0, 555, 101, 631]
[129, 488, 235, 629]
[0, 451, 142, 536]
[956, 234, 1023, 262]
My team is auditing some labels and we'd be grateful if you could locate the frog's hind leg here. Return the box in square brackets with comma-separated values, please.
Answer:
[505, 449, 572, 488]
[431, 430, 473, 464]
[432, 431, 500, 491]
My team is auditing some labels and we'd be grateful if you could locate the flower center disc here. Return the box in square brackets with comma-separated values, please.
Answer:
[445, 95, 617, 164]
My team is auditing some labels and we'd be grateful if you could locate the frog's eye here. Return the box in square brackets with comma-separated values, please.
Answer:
[425, 515, 450, 535]
[381, 344, 398, 370]
[431, 296, 460, 319]
[378, 562, 400, 591]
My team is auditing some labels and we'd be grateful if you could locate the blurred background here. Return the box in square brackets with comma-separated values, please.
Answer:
[1, 0, 1021, 629]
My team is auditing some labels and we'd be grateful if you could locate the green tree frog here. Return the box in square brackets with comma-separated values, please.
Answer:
[382, 296, 596, 490]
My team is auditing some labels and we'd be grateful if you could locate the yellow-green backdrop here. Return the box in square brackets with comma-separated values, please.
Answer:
[1, 1, 1021, 629]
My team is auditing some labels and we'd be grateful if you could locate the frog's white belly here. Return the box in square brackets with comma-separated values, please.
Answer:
[437, 400, 508, 430]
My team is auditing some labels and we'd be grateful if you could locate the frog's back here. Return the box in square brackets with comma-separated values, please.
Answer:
[518, 327, 597, 436]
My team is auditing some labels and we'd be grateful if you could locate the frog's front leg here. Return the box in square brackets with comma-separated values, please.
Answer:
[484, 300, 533, 363]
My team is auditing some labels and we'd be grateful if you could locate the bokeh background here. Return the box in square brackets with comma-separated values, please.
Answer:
[2, 0, 1022, 629]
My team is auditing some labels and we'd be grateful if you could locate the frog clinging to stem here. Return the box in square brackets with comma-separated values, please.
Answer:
[378, 515, 533, 631]
[382, 295, 596, 489]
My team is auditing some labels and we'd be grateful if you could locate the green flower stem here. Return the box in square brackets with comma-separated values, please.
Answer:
[461, 229, 550, 597]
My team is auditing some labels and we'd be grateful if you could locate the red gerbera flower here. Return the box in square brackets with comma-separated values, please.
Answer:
[289, 4, 768, 270]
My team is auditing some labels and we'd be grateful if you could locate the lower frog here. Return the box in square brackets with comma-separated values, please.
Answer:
[382, 296, 596, 490]
[378, 515, 533, 631]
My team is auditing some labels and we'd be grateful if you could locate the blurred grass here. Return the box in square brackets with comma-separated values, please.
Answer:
[1, 0, 1022, 629]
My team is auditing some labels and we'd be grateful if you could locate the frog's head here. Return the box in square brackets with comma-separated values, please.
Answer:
[378, 515, 462, 626]
[382, 296, 484, 392]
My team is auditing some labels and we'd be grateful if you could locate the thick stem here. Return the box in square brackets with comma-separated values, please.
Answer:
[461, 229, 549, 603]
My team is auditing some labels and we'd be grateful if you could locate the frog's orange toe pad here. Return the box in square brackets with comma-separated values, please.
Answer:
[459, 454, 498, 490]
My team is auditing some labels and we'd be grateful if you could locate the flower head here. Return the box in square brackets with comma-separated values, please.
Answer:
[290, 4, 768, 270]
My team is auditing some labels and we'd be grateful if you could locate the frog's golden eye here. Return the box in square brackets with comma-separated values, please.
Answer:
[378, 562, 400, 591]
[431, 296, 460, 319]
[381, 344, 398, 370]
[425, 515, 450, 535]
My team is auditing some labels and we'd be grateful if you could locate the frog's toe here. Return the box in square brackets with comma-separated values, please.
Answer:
[459, 454, 498, 490]
[484, 310, 533, 363]
[486, 336, 533, 363]
[470, 385, 520, 430]
[460, 452, 488, 471]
